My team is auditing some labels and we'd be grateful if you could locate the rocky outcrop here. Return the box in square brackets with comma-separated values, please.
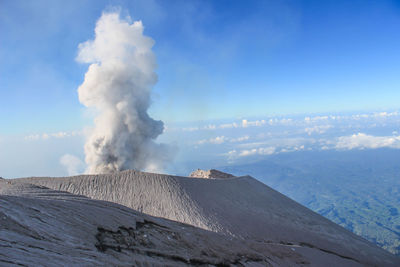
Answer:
[189, 169, 235, 179]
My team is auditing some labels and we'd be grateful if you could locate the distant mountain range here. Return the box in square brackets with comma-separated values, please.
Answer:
[221, 148, 400, 255]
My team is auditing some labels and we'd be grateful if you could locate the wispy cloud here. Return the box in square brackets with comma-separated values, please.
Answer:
[182, 124, 217, 131]
[227, 146, 276, 160]
[176, 111, 400, 133]
[24, 131, 82, 141]
[181, 118, 279, 132]
[239, 147, 276, 156]
[197, 136, 227, 145]
[237, 137, 312, 149]
[304, 115, 329, 122]
[230, 135, 250, 142]
[219, 122, 240, 129]
[241, 119, 267, 128]
[305, 125, 333, 135]
[175, 111, 400, 133]
[196, 135, 250, 145]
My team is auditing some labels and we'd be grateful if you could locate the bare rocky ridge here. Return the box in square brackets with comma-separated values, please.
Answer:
[189, 169, 235, 179]
[2, 170, 400, 266]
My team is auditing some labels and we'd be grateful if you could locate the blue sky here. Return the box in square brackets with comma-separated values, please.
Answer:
[1, 0, 400, 177]
[1, 0, 400, 134]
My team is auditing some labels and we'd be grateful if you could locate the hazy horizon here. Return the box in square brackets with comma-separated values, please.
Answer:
[1, 109, 400, 177]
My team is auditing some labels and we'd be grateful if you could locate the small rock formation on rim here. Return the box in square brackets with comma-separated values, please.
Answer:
[189, 169, 235, 179]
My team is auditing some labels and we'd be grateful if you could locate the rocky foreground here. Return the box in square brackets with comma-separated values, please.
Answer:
[1, 170, 399, 266]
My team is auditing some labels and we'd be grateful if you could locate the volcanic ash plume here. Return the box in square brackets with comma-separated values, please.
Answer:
[77, 11, 169, 174]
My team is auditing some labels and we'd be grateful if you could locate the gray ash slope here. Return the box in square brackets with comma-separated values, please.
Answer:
[12, 170, 399, 266]
[1, 181, 300, 266]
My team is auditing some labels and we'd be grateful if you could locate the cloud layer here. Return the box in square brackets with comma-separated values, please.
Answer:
[160, 110, 400, 164]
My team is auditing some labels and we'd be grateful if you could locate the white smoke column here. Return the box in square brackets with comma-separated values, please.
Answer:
[77, 11, 169, 174]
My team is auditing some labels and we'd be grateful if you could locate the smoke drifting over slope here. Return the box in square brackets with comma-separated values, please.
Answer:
[77, 11, 169, 174]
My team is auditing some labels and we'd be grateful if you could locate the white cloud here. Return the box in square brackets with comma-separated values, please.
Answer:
[24, 131, 82, 141]
[305, 116, 329, 123]
[239, 149, 258, 157]
[241, 119, 266, 128]
[305, 125, 333, 135]
[237, 137, 311, 149]
[227, 146, 276, 159]
[219, 122, 239, 129]
[373, 111, 399, 118]
[335, 133, 400, 150]
[60, 154, 85, 176]
[230, 135, 250, 143]
[348, 111, 399, 121]
[279, 118, 293, 125]
[197, 135, 250, 145]
[204, 124, 217, 130]
[227, 149, 237, 156]
[179, 116, 301, 132]
[280, 145, 305, 153]
[182, 124, 216, 131]
[211, 136, 226, 144]
[197, 136, 225, 145]
[267, 118, 293, 126]
[178, 110, 400, 133]
[216, 119, 267, 129]
[51, 132, 71, 138]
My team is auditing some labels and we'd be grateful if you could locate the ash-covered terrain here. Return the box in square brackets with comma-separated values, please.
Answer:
[1, 181, 283, 266]
[221, 149, 400, 255]
[1, 170, 399, 266]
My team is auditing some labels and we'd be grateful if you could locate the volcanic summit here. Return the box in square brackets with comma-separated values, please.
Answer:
[1, 169, 399, 266]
